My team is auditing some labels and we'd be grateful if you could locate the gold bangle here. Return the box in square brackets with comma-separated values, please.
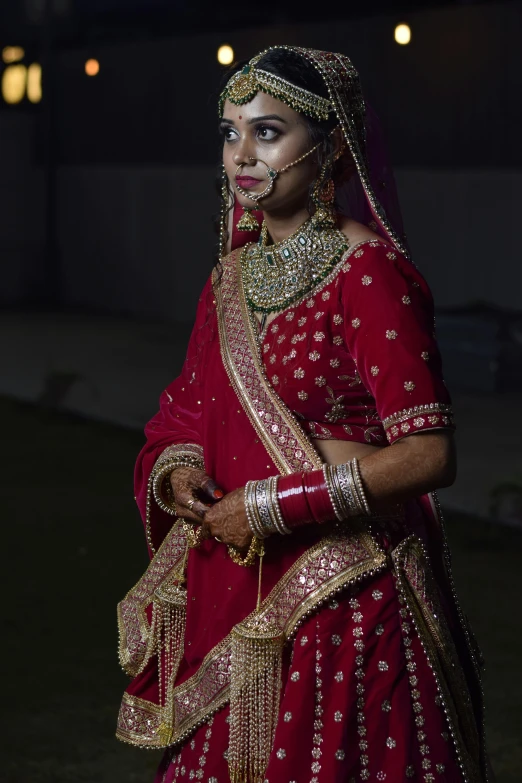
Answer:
[151, 454, 205, 515]
[227, 536, 264, 567]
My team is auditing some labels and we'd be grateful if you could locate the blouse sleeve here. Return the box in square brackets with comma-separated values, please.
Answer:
[341, 241, 455, 444]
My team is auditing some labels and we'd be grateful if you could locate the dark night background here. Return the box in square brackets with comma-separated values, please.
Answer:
[1, 1, 521, 781]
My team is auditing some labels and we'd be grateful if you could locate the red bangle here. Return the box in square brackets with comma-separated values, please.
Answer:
[278, 473, 314, 529]
[303, 469, 335, 524]
[277, 470, 335, 529]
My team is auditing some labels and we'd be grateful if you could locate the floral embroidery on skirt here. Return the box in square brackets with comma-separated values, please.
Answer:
[156, 569, 463, 782]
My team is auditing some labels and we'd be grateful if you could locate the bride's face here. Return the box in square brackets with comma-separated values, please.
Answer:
[221, 92, 319, 214]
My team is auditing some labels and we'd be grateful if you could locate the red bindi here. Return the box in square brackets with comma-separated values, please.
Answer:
[239, 115, 242, 119]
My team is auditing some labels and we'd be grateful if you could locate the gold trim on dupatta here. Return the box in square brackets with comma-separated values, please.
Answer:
[392, 534, 486, 783]
[116, 693, 165, 748]
[213, 251, 322, 476]
[117, 521, 188, 678]
[170, 527, 385, 746]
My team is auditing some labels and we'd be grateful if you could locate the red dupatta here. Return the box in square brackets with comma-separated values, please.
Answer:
[117, 249, 389, 747]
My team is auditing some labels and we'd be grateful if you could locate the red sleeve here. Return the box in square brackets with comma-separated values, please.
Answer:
[342, 240, 455, 444]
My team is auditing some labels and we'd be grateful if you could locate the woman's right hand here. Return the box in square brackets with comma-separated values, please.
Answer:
[169, 466, 223, 523]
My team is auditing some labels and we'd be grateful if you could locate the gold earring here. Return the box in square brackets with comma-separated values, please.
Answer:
[236, 207, 260, 232]
[311, 163, 336, 230]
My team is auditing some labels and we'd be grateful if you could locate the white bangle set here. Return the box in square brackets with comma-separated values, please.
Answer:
[323, 458, 371, 520]
[244, 476, 291, 538]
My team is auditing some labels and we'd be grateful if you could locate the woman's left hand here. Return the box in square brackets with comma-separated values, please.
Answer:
[202, 487, 253, 550]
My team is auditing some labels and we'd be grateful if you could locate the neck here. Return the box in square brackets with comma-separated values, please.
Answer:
[262, 206, 310, 244]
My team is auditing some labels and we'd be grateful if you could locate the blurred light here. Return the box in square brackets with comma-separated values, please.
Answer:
[2, 64, 27, 104]
[395, 24, 411, 45]
[2, 46, 25, 64]
[85, 58, 100, 76]
[27, 63, 42, 103]
[217, 45, 234, 66]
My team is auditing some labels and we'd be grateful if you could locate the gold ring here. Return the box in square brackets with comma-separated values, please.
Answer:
[187, 498, 195, 511]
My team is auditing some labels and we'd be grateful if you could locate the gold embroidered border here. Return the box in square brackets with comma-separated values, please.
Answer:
[214, 252, 322, 475]
[118, 521, 188, 677]
[154, 443, 204, 470]
[382, 402, 454, 431]
[168, 527, 385, 745]
[392, 536, 484, 783]
[116, 692, 164, 749]
[431, 492, 490, 782]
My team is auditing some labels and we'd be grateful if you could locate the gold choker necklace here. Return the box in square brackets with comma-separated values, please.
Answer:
[240, 219, 349, 314]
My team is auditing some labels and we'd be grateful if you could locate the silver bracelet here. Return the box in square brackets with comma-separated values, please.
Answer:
[255, 479, 277, 536]
[350, 458, 371, 516]
[334, 462, 363, 517]
[322, 464, 345, 521]
[268, 475, 291, 535]
[244, 481, 266, 539]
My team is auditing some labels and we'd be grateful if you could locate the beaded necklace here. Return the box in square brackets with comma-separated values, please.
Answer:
[241, 218, 349, 315]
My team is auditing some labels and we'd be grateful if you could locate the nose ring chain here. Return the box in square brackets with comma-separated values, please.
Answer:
[235, 160, 278, 202]
[234, 136, 324, 204]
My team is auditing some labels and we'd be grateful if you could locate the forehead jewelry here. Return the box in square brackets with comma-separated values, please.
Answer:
[219, 54, 332, 122]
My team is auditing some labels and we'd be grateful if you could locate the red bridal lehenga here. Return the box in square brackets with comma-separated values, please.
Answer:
[116, 47, 490, 783]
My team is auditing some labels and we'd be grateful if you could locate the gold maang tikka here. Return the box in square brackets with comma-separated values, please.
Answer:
[219, 54, 332, 122]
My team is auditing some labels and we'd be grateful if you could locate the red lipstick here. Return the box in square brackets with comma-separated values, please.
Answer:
[236, 176, 262, 188]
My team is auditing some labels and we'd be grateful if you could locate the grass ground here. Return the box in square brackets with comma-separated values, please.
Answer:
[1, 398, 520, 782]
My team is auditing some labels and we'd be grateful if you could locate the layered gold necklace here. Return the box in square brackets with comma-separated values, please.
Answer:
[241, 219, 349, 314]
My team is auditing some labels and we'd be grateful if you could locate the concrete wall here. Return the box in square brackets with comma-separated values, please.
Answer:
[1, 1, 520, 320]
[396, 168, 520, 310]
[0, 113, 45, 302]
[54, 164, 521, 323]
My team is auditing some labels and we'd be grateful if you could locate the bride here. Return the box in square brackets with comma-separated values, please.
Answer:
[116, 46, 489, 783]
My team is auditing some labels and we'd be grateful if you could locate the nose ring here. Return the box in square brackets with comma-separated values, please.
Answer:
[235, 158, 278, 204]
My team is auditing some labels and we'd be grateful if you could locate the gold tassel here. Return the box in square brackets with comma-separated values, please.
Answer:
[154, 552, 189, 745]
[228, 547, 285, 783]
[237, 207, 260, 232]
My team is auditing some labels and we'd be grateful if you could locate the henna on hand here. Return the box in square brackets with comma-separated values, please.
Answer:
[170, 466, 223, 523]
[202, 487, 253, 550]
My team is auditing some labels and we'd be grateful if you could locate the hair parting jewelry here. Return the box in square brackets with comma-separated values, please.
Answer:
[219, 54, 332, 121]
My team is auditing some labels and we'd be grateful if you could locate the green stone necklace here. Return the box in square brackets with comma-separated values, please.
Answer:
[240, 218, 350, 315]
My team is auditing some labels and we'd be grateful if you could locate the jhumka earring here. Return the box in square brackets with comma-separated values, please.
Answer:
[310, 142, 346, 231]
[311, 162, 336, 230]
[236, 206, 261, 232]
